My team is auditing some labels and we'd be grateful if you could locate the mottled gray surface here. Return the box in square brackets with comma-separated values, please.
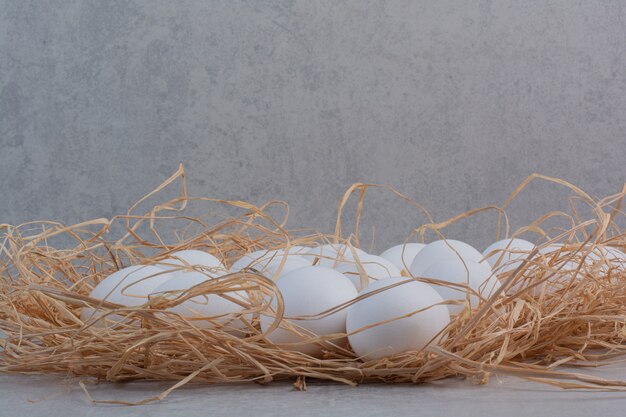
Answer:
[1, 0, 625, 250]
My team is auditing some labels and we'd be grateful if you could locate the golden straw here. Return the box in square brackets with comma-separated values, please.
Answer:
[1, 165, 625, 404]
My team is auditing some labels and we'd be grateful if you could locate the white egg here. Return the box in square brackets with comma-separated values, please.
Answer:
[421, 259, 500, 314]
[335, 254, 401, 290]
[537, 244, 580, 272]
[607, 246, 626, 260]
[231, 248, 316, 278]
[157, 250, 228, 277]
[380, 243, 426, 272]
[538, 243, 564, 255]
[81, 265, 174, 323]
[230, 249, 284, 272]
[585, 246, 626, 271]
[160, 249, 224, 268]
[599, 246, 626, 266]
[346, 277, 450, 360]
[261, 266, 358, 356]
[409, 239, 484, 276]
[483, 238, 535, 274]
[302, 244, 368, 267]
[152, 270, 250, 333]
[280, 245, 311, 255]
[304, 243, 367, 258]
[264, 256, 311, 280]
[505, 244, 579, 296]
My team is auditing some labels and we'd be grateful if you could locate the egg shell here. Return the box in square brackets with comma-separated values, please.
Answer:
[483, 238, 535, 275]
[421, 259, 500, 314]
[261, 266, 358, 356]
[230, 249, 284, 272]
[505, 244, 579, 296]
[510, 268, 567, 297]
[335, 254, 401, 290]
[152, 269, 249, 334]
[346, 277, 450, 360]
[539, 244, 563, 253]
[160, 249, 224, 268]
[583, 246, 626, 272]
[279, 246, 311, 255]
[81, 265, 174, 323]
[607, 247, 626, 260]
[302, 244, 368, 267]
[598, 246, 626, 268]
[158, 250, 228, 276]
[537, 244, 580, 272]
[264, 256, 311, 280]
[380, 243, 426, 272]
[409, 239, 484, 276]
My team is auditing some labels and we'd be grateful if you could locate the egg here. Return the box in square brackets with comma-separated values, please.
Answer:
[607, 246, 626, 261]
[81, 265, 174, 323]
[585, 246, 626, 271]
[504, 244, 578, 296]
[539, 243, 564, 253]
[598, 246, 626, 266]
[303, 244, 368, 267]
[421, 259, 501, 314]
[346, 277, 450, 360]
[230, 247, 310, 279]
[409, 239, 484, 276]
[159, 249, 224, 269]
[230, 249, 284, 272]
[380, 243, 425, 272]
[151, 270, 250, 334]
[280, 245, 311, 255]
[261, 266, 357, 356]
[537, 244, 580, 272]
[483, 238, 535, 274]
[157, 250, 228, 277]
[264, 256, 311, 280]
[335, 254, 401, 290]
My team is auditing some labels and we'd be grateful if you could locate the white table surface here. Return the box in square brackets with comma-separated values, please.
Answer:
[2, 363, 626, 417]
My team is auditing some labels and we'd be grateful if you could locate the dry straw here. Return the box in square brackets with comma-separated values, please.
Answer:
[1, 164, 626, 404]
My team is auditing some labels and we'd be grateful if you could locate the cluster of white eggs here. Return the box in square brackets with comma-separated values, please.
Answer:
[82, 238, 626, 360]
[80, 250, 246, 331]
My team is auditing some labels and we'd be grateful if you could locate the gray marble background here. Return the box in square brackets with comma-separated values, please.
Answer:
[1, 0, 625, 250]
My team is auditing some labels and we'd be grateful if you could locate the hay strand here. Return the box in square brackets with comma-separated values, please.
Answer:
[1, 166, 626, 401]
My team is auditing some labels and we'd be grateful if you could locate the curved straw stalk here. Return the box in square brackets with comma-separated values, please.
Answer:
[1, 165, 626, 404]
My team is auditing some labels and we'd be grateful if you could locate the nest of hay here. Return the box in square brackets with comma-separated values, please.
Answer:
[1, 165, 626, 403]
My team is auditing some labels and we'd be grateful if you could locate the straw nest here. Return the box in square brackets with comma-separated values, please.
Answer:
[1, 165, 626, 404]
